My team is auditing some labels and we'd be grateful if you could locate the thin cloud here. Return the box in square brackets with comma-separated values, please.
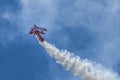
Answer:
[1, 0, 120, 73]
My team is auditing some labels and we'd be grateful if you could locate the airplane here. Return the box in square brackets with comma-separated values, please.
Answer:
[29, 24, 47, 42]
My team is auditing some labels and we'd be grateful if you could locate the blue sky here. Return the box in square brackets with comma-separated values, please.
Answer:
[0, 0, 120, 80]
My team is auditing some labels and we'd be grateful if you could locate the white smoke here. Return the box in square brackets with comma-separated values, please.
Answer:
[37, 40, 120, 80]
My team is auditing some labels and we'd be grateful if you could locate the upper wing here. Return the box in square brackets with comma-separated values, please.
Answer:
[39, 27, 47, 31]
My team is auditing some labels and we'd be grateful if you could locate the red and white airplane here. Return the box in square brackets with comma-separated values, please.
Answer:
[29, 24, 47, 42]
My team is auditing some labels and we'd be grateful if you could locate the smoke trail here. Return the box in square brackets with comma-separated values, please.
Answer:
[38, 40, 119, 80]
